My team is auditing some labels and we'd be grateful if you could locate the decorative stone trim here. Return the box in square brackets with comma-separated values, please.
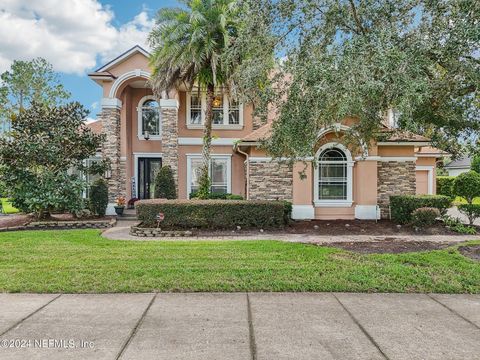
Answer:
[248, 161, 293, 201]
[377, 160, 416, 219]
[161, 106, 179, 194]
[130, 226, 194, 237]
[0, 219, 116, 232]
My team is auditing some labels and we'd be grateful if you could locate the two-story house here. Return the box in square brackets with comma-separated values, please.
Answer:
[88, 45, 445, 219]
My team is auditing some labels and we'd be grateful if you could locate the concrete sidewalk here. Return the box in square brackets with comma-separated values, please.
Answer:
[0, 293, 479, 360]
[103, 225, 480, 243]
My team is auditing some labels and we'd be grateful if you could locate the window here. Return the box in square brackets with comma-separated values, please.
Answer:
[187, 90, 243, 128]
[187, 155, 231, 196]
[190, 93, 202, 125]
[314, 144, 353, 206]
[318, 149, 347, 200]
[138, 97, 161, 139]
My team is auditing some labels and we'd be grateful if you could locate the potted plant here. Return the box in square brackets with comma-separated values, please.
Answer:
[114, 196, 126, 216]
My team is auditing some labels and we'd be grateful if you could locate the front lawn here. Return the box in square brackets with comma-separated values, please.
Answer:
[0, 230, 478, 293]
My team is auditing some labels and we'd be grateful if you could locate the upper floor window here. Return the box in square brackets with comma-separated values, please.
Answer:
[187, 90, 243, 129]
[138, 96, 161, 140]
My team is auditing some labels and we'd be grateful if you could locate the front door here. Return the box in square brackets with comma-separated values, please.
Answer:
[138, 158, 162, 199]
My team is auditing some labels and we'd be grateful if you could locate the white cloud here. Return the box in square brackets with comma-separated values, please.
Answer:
[0, 1, 154, 75]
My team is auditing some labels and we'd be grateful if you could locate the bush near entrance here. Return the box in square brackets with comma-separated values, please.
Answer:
[136, 199, 291, 229]
[390, 195, 451, 224]
[153, 166, 176, 199]
[437, 176, 455, 199]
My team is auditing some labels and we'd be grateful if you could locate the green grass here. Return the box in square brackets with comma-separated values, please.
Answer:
[0, 230, 479, 293]
[1, 198, 19, 214]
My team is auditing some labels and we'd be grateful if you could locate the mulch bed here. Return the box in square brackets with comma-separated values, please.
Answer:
[458, 245, 480, 261]
[287, 219, 457, 236]
[323, 240, 454, 254]
[182, 219, 459, 237]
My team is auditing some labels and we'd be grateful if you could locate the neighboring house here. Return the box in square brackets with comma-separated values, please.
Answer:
[88, 45, 445, 219]
[444, 157, 471, 177]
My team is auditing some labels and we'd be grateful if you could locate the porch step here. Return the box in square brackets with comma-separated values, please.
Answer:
[118, 208, 137, 220]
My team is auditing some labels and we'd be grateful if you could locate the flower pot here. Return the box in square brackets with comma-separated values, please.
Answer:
[114, 206, 125, 216]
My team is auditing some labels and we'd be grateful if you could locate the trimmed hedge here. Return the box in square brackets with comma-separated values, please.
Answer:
[390, 195, 451, 224]
[189, 192, 244, 200]
[136, 199, 291, 229]
[436, 176, 455, 199]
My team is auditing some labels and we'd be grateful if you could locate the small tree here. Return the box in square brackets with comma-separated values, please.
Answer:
[154, 166, 176, 199]
[0, 102, 105, 218]
[471, 155, 480, 174]
[89, 179, 109, 216]
[453, 171, 480, 205]
[453, 171, 480, 224]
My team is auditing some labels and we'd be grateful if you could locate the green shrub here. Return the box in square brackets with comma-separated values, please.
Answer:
[471, 155, 480, 173]
[457, 203, 480, 225]
[89, 179, 109, 216]
[436, 176, 455, 199]
[442, 215, 477, 234]
[136, 199, 290, 229]
[453, 171, 480, 204]
[153, 166, 176, 199]
[189, 192, 244, 200]
[411, 207, 440, 228]
[390, 195, 451, 224]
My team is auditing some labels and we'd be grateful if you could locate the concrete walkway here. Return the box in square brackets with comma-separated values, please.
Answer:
[0, 293, 479, 359]
[103, 224, 480, 243]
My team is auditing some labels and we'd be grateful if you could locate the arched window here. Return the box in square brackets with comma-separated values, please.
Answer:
[138, 97, 160, 139]
[315, 144, 354, 206]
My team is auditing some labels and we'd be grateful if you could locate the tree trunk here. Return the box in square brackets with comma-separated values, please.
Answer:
[198, 83, 214, 199]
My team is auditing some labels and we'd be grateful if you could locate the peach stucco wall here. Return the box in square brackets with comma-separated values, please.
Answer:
[378, 146, 414, 157]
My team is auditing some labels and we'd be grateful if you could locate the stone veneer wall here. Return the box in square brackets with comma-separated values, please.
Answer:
[249, 161, 293, 201]
[161, 106, 179, 194]
[100, 107, 126, 202]
[377, 161, 416, 218]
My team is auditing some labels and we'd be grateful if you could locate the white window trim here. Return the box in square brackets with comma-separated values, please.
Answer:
[133, 153, 163, 198]
[186, 154, 232, 197]
[416, 165, 434, 195]
[313, 143, 354, 207]
[186, 91, 244, 130]
[137, 95, 161, 140]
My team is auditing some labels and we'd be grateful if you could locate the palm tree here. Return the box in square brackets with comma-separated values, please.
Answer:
[148, 0, 240, 198]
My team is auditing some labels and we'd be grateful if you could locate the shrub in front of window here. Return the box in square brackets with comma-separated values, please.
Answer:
[389, 195, 451, 224]
[436, 176, 455, 199]
[457, 204, 480, 225]
[453, 171, 480, 204]
[136, 199, 290, 229]
[89, 179, 109, 216]
[153, 166, 176, 199]
[411, 207, 440, 228]
[189, 192, 243, 200]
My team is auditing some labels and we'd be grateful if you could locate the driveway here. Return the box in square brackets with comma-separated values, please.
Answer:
[0, 293, 479, 359]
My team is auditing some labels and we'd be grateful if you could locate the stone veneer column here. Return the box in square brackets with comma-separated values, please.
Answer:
[160, 99, 179, 195]
[248, 160, 293, 200]
[99, 99, 127, 212]
[377, 160, 416, 219]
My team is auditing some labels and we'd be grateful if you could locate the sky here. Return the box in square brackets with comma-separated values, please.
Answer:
[0, 0, 180, 121]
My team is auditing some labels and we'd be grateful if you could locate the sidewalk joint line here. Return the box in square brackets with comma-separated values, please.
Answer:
[0, 294, 62, 337]
[115, 292, 157, 360]
[427, 294, 480, 330]
[246, 293, 257, 360]
[333, 294, 389, 360]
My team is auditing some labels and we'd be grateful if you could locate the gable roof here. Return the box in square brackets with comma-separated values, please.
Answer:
[445, 157, 471, 169]
[85, 120, 102, 135]
[95, 45, 151, 73]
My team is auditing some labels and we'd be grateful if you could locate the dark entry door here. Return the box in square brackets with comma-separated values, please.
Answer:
[138, 158, 162, 199]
